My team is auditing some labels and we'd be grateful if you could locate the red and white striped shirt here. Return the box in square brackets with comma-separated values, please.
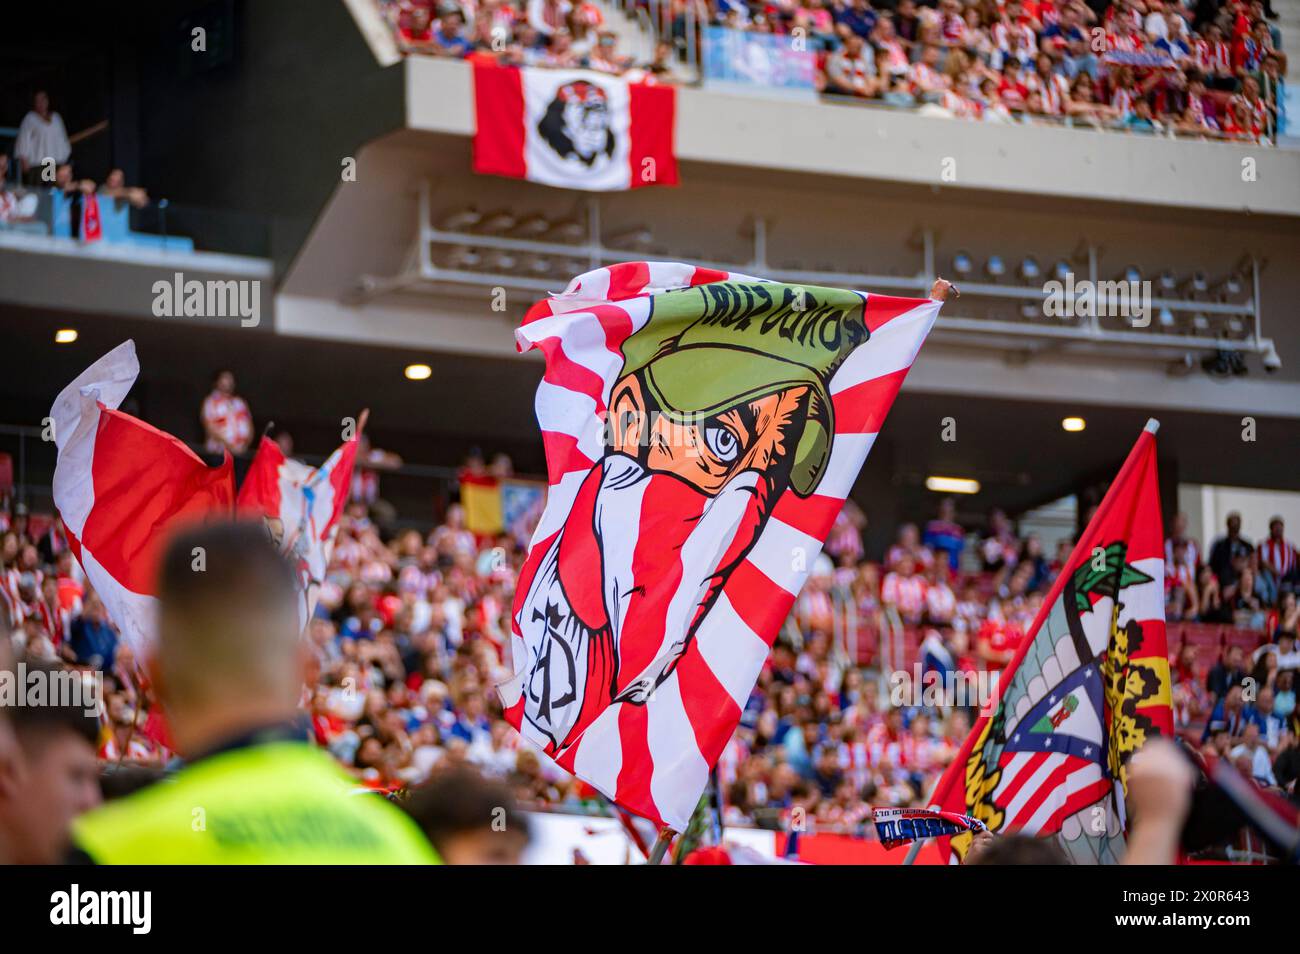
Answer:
[1195, 39, 1232, 75]
[35, 599, 71, 647]
[1260, 538, 1298, 579]
[1107, 30, 1144, 53]
[882, 572, 928, 621]
[1028, 70, 1069, 114]
[866, 724, 917, 769]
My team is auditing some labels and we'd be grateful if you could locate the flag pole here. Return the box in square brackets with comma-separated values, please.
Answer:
[901, 838, 925, 866]
[602, 796, 650, 859]
[646, 828, 675, 865]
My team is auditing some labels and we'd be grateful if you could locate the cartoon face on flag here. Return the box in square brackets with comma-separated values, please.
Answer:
[502, 263, 942, 828]
[473, 62, 678, 191]
[932, 423, 1173, 864]
[524, 71, 627, 189]
[538, 80, 615, 168]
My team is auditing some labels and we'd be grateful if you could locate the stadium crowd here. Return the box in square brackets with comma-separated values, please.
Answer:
[378, 0, 1289, 141]
[3, 432, 1298, 839]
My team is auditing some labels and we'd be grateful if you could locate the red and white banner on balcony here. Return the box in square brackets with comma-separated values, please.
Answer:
[472, 62, 677, 192]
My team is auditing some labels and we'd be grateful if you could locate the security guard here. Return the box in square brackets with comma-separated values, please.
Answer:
[73, 522, 437, 864]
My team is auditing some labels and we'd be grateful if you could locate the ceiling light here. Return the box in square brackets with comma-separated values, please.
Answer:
[1061, 416, 1086, 432]
[985, 255, 1006, 279]
[404, 364, 432, 381]
[54, 329, 78, 344]
[925, 476, 980, 494]
[952, 252, 973, 276]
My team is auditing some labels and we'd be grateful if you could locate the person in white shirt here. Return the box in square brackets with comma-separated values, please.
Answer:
[1231, 725, 1276, 786]
[1144, 9, 1169, 41]
[14, 91, 71, 186]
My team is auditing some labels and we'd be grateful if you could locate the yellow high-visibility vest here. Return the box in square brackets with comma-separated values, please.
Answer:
[74, 742, 438, 864]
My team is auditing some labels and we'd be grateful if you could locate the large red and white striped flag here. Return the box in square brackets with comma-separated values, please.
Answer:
[500, 262, 942, 829]
[931, 421, 1173, 863]
[50, 341, 235, 653]
[472, 61, 677, 191]
[237, 425, 364, 630]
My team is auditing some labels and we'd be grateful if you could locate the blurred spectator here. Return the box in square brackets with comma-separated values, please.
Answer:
[1259, 515, 1297, 583]
[1206, 643, 1248, 702]
[1208, 511, 1253, 588]
[1121, 738, 1194, 864]
[99, 169, 150, 209]
[402, 764, 530, 862]
[0, 156, 39, 225]
[923, 497, 964, 572]
[66, 592, 117, 672]
[14, 91, 71, 187]
[432, 10, 475, 55]
[826, 32, 880, 97]
[201, 369, 254, 456]
[68, 522, 440, 863]
[0, 658, 100, 864]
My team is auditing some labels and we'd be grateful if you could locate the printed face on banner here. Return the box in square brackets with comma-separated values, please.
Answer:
[526, 73, 628, 189]
[516, 282, 870, 753]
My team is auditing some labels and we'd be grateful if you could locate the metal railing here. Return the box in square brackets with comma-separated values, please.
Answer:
[355, 184, 1280, 371]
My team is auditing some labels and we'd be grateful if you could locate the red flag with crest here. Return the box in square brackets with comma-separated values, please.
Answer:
[930, 420, 1173, 863]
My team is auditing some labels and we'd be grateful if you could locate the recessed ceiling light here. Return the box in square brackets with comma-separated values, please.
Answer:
[54, 329, 78, 344]
[404, 363, 432, 381]
[925, 476, 980, 494]
[1062, 416, 1086, 432]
